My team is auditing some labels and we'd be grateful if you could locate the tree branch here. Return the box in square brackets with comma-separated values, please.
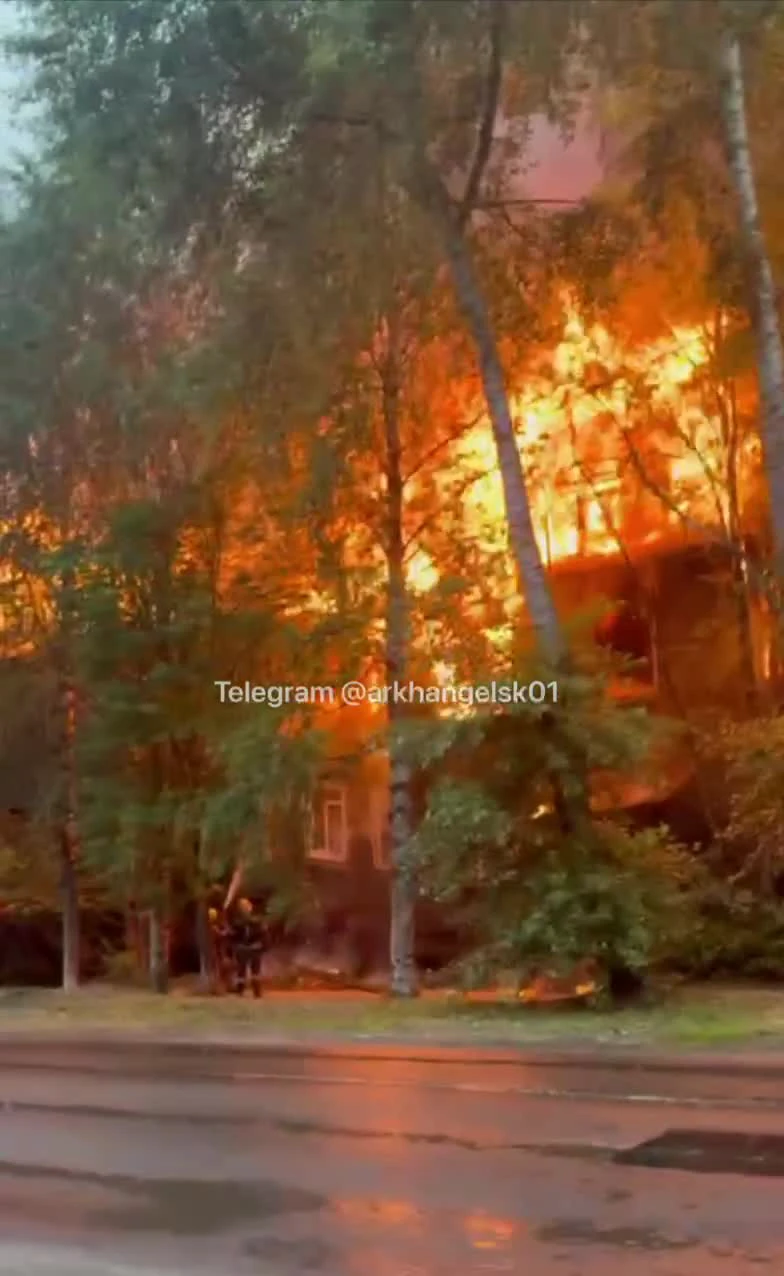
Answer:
[457, 0, 505, 231]
[402, 459, 501, 555]
[402, 408, 483, 486]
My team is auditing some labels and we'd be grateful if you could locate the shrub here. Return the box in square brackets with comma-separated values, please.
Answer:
[670, 882, 784, 980]
[102, 945, 149, 987]
[412, 786, 693, 994]
[700, 714, 784, 895]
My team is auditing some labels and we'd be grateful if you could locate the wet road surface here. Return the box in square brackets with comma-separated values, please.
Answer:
[0, 1041, 783, 1273]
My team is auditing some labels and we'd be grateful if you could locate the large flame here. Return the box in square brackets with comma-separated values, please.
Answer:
[409, 303, 756, 596]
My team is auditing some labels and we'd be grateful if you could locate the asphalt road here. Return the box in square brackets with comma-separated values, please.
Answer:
[0, 1041, 783, 1274]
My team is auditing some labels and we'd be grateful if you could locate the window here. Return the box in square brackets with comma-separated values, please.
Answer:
[308, 783, 348, 863]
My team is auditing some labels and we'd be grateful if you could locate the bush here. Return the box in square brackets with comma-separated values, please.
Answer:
[102, 946, 149, 987]
[657, 714, 784, 980]
[489, 824, 693, 985]
[406, 656, 696, 998]
[701, 714, 784, 894]
[417, 804, 692, 994]
[670, 883, 784, 980]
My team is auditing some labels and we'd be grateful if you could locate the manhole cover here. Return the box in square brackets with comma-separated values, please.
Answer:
[615, 1129, 784, 1177]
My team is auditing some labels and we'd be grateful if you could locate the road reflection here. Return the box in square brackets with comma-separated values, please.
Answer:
[269, 1050, 521, 1270]
[464, 1209, 517, 1250]
[334, 1197, 422, 1229]
[327, 1194, 518, 1273]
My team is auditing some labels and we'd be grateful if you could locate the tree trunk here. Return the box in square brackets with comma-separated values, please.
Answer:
[192, 834, 211, 992]
[126, 904, 147, 978]
[148, 905, 169, 994]
[60, 834, 79, 993]
[439, 215, 566, 661]
[723, 363, 760, 709]
[196, 898, 211, 992]
[59, 677, 80, 992]
[718, 28, 784, 582]
[382, 311, 418, 999]
[731, 552, 761, 711]
[435, 204, 590, 834]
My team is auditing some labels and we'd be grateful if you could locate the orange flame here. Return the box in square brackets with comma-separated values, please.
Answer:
[404, 303, 757, 603]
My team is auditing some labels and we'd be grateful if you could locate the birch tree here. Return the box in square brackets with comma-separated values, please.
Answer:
[716, 14, 784, 583]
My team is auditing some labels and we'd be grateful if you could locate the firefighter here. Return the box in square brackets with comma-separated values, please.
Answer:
[228, 896, 265, 998]
[207, 905, 231, 994]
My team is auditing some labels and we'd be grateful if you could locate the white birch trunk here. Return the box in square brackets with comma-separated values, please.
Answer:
[718, 28, 784, 579]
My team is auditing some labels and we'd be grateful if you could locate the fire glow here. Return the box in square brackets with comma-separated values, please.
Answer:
[409, 304, 756, 594]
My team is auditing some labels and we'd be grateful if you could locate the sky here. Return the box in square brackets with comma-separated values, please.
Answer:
[0, 1, 603, 211]
[0, 0, 34, 189]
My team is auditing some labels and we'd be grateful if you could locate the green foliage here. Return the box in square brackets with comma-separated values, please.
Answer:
[102, 946, 149, 989]
[492, 824, 691, 980]
[673, 881, 784, 979]
[409, 659, 694, 990]
[649, 713, 784, 981]
[5, 0, 784, 997]
[701, 714, 784, 891]
[0, 825, 61, 912]
[73, 487, 327, 912]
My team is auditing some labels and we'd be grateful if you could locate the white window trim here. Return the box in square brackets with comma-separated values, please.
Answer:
[308, 783, 349, 863]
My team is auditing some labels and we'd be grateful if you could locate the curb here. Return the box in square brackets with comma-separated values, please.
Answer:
[1, 1030, 784, 1078]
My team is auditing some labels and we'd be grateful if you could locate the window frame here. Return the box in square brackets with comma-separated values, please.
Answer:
[307, 782, 349, 863]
